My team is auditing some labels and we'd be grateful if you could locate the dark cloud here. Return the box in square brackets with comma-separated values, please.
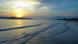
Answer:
[37, 0, 78, 16]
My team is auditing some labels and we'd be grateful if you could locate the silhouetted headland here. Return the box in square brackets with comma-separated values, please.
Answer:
[0, 16, 33, 20]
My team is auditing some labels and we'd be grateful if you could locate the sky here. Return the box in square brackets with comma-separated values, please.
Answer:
[0, 0, 78, 17]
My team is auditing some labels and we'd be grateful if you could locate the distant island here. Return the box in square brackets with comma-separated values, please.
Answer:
[48, 16, 78, 20]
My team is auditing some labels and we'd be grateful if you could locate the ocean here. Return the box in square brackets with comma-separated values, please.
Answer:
[0, 19, 78, 44]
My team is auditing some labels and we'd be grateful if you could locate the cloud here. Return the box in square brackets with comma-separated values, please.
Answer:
[34, 0, 78, 16]
[0, 0, 78, 17]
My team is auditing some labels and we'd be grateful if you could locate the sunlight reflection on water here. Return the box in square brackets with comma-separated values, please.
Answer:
[0, 19, 48, 40]
[0, 19, 36, 28]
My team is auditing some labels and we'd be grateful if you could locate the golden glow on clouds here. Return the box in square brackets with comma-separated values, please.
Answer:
[14, 1, 33, 10]
[13, 9, 35, 17]
[6, 0, 40, 17]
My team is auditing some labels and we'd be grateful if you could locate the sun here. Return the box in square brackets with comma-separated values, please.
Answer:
[15, 9, 24, 17]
